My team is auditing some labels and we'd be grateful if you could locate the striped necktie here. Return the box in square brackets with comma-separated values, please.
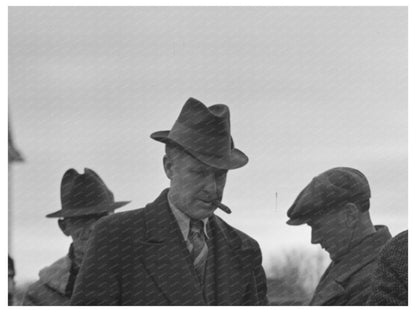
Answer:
[188, 219, 208, 282]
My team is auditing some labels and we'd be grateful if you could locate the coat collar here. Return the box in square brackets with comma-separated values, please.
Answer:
[140, 189, 204, 305]
[310, 225, 391, 305]
[334, 225, 391, 283]
[38, 255, 72, 295]
[142, 188, 247, 250]
[139, 188, 249, 305]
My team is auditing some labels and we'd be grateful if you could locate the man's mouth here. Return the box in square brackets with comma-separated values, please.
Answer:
[198, 199, 217, 208]
[199, 199, 215, 204]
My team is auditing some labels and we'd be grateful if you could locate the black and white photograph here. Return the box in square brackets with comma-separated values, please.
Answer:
[7, 4, 409, 306]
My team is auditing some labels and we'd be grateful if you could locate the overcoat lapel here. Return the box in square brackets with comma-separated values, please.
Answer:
[310, 279, 345, 305]
[210, 217, 244, 305]
[140, 190, 204, 305]
[310, 227, 392, 305]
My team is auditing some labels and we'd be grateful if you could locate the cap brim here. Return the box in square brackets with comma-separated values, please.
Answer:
[46, 201, 131, 218]
[286, 217, 308, 226]
[150, 131, 248, 170]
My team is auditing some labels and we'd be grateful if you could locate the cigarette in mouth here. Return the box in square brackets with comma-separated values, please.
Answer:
[213, 200, 232, 214]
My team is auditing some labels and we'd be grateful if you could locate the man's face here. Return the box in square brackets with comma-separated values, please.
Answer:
[60, 214, 107, 263]
[164, 149, 228, 220]
[307, 206, 353, 260]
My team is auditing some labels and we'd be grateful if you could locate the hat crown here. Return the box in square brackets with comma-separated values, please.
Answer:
[177, 100, 230, 129]
[317, 167, 371, 201]
[60, 168, 114, 212]
[151, 97, 248, 169]
[46, 168, 130, 218]
[172, 99, 231, 157]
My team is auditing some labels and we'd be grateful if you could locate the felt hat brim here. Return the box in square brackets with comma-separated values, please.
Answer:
[151, 130, 248, 170]
[46, 201, 130, 218]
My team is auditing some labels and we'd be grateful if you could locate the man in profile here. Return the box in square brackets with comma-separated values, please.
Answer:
[71, 97, 268, 305]
[286, 167, 391, 305]
[23, 168, 130, 305]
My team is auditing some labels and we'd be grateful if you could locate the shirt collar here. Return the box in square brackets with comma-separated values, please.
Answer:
[168, 194, 209, 241]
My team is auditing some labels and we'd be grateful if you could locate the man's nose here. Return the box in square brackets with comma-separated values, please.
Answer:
[202, 172, 218, 196]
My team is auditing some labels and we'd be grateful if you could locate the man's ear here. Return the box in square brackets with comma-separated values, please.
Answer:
[58, 219, 71, 236]
[163, 155, 173, 180]
[344, 203, 359, 228]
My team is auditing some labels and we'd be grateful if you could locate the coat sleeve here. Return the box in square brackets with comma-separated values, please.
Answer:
[70, 217, 121, 305]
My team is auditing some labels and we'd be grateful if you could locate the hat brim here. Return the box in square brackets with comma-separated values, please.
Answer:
[46, 201, 131, 218]
[286, 218, 309, 226]
[151, 130, 248, 170]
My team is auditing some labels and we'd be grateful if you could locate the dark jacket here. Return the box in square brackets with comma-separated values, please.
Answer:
[309, 225, 391, 306]
[22, 246, 79, 306]
[71, 189, 268, 305]
[367, 230, 408, 305]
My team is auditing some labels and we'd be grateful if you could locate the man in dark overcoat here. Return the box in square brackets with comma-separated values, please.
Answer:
[286, 167, 391, 305]
[71, 97, 268, 306]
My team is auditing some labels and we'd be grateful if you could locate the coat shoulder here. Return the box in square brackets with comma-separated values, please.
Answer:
[22, 280, 44, 305]
[96, 194, 165, 231]
[377, 230, 408, 281]
[213, 215, 260, 250]
[100, 208, 145, 226]
[95, 208, 146, 234]
[22, 279, 70, 306]
[381, 230, 407, 258]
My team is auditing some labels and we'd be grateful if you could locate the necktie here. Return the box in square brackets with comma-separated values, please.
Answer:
[188, 219, 208, 282]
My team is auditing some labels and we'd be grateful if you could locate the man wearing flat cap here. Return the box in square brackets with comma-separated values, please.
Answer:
[71, 97, 268, 306]
[22, 168, 130, 305]
[286, 167, 391, 306]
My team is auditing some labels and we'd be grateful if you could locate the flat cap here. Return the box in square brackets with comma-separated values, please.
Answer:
[286, 167, 371, 225]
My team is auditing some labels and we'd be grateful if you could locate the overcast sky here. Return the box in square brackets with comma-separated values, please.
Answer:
[8, 6, 407, 283]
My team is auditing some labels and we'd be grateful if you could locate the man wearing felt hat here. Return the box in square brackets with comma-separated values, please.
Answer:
[286, 167, 391, 306]
[22, 168, 130, 306]
[71, 97, 268, 306]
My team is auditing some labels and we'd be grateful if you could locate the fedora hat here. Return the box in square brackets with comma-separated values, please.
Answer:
[151, 97, 248, 170]
[46, 168, 130, 218]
